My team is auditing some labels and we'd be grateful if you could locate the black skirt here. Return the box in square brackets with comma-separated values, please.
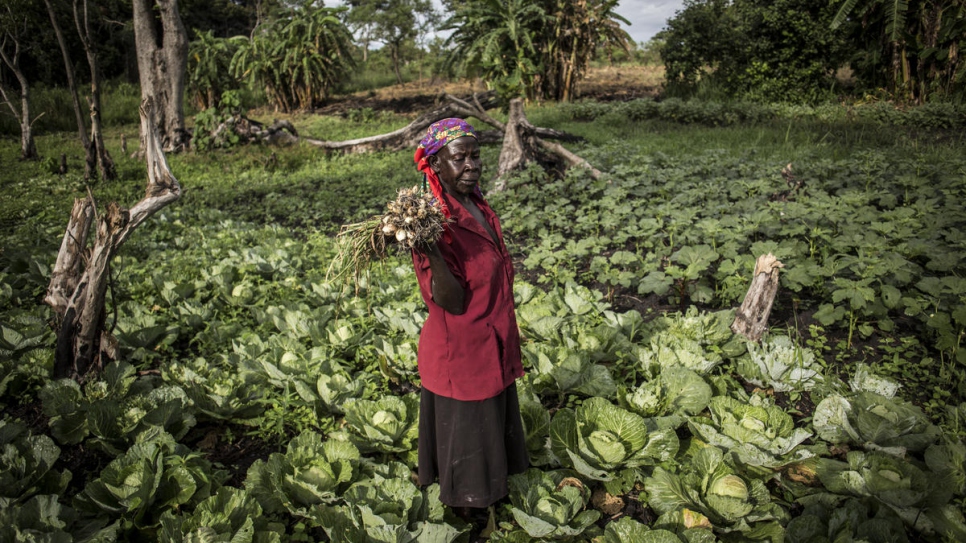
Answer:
[418, 382, 530, 508]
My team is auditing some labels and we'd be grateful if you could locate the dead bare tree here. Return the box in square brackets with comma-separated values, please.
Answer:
[72, 0, 115, 180]
[132, 0, 189, 154]
[0, 7, 38, 160]
[297, 92, 601, 185]
[45, 99, 182, 381]
[44, 0, 90, 174]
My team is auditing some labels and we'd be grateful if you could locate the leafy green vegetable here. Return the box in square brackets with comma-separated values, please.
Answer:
[315, 476, 464, 542]
[550, 397, 678, 492]
[620, 366, 712, 430]
[688, 395, 812, 471]
[645, 446, 787, 540]
[246, 431, 360, 515]
[159, 486, 284, 543]
[339, 394, 419, 458]
[813, 391, 940, 454]
[816, 450, 966, 540]
[597, 516, 684, 543]
[0, 421, 70, 508]
[737, 335, 824, 392]
[74, 431, 217, 531]
[785, 499, 908, 543]
[502, 469, 600, 540]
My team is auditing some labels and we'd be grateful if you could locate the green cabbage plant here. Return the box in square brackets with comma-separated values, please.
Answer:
[619, 366, 713, 430]
[159, 487, 284, 543]
[0, 421, 70, 508]
[73, 431, 218, 533]
[550, 397, 679, 494]
[162, 356, 263, 421]
[812, 391, 940, 454]
[523, 344, 617, 398]
[40, 361, 196, 455]
[598, 516, 690, 543]
[688, 394, 813, 471]
[517, 382, 554, 466]
[339, 394, 419, 459]
[785, 499, 908, 543]
[644, 446, 787, 541]
[315, 475, 464, 543]
[736, 335, 824, 393]
[245, 431, 360, 516]
[499, 469, 600, 541]
[816, 450, 966, 540]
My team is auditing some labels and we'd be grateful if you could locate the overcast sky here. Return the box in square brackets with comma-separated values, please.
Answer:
[615, 0, 684, 45]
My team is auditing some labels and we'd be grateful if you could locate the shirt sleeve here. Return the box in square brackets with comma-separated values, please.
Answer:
[412, 241, 467, 303]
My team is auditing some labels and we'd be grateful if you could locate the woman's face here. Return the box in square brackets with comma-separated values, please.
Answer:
[430, 136, 481, 197]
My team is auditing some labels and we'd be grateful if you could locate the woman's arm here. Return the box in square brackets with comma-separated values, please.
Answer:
[423, 243, 465, 315]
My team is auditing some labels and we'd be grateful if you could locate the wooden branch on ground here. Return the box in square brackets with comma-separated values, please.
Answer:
[46, 97, 182, 381]
[300, 91, 499, 153]
[731, 253, 784, 342]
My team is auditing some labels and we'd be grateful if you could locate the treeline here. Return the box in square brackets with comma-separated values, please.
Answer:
[660, 0, 966, 103]
[1, 0, 964, 149]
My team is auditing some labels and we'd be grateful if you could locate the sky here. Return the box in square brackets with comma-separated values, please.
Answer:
[614, 0, 684, 45]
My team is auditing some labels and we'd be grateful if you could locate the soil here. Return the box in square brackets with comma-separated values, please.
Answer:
[308, 64, 663, 117]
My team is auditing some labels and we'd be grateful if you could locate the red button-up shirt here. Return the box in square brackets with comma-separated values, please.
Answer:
[412, 191, 524, 401]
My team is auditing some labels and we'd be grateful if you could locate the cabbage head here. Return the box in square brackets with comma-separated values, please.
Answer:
[816, 450, 966, 540]
[315, 475, 464, 543]
[688, 395, 812, 471]
[812, 391, 940, 454]
[621, 366, 712, 430]
[550, 397, 679, 491]
[502, 469, 600, 540]
[737, 335, 823, 392]
[340, 393, 419, 458]
[644, 446, 787, 540]
[245, 431, 360, 515]
[785, 499, 908, 543]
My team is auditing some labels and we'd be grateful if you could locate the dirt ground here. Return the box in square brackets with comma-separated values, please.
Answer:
[314, 64, 664, 116]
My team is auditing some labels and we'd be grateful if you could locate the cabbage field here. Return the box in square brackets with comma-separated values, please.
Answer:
[2, 99, 966, 542]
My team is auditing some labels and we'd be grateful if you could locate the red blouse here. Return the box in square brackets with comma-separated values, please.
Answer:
[412, 191, 524, 401]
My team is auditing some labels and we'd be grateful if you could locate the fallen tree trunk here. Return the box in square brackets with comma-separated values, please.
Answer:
[731, 253, 784, 342]
[199, 91, 602, 183]
[300, 92, 501, 153]
[45, 98, 182, 381]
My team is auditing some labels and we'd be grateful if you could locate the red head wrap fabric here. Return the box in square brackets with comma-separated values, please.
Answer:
[414, 118, 479, 243]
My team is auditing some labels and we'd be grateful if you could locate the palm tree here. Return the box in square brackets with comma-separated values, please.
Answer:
[443, 0, 631, 101]
[231, 5, 354, 112]
[187, 30, 240, 110]
[443, 0, 549, 100]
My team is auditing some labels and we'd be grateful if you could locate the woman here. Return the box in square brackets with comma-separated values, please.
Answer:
[411, 118, 529, 520]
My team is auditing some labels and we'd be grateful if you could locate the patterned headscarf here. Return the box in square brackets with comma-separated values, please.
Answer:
[413, 118, 481, 243]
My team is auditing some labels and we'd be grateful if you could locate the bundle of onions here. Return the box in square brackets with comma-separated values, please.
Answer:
[328, 185, 447, 285]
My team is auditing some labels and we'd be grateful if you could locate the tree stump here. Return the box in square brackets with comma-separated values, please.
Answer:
[45, 98, 181, 381]
[731, 253, 784, 342]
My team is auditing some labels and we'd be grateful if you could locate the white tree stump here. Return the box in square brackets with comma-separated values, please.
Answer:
[731, 253, 784, 342]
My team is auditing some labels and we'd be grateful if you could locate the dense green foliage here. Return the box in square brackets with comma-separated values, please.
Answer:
[3, 102, 966, 541]
[660, 0, 849, 102]
[661, 0, 966, 102]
